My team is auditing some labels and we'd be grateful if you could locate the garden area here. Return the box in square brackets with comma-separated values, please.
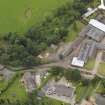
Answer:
[98, 62, 105, 76]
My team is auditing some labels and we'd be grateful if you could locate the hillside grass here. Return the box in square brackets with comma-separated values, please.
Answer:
[0, 0, 70, 34]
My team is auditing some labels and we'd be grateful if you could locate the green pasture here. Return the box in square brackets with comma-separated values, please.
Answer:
[0, 0, 70, 33]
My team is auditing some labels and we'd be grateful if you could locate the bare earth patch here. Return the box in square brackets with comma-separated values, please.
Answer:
[24, 8, 32, 19]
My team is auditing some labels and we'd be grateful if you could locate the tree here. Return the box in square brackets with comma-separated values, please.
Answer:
[65, 69, 81, 81]
[91, 76, 100, 86]
[49, 66, 64, 76]
[0, 53, 10, 65]
[23, 56, 40, 67]
[71, 70, 81, 81]
[0, 0, 87, 67]
[102, 79, 105, 88]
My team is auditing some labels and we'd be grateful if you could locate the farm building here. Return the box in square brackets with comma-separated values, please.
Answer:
[82, 8, 97, 18]
[60, 43, 72, 57]
[89, 19, 105, 32]
[71, 57, 84, 67]
[79, 19, 105, 42]
[86, 25, 105, 42]
[96, 15, 105, 24]
[60, 37, 84, 58]
[78, 43, 90, 62]
[71, 40, 97, 67]
[21, 72, 36, 93]
[96, 43, 105, 50]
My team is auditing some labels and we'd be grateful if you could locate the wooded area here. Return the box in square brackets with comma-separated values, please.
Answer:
[0, 0, 91, 67]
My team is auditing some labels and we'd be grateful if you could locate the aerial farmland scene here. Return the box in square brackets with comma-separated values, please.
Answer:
[1, 0, 105, 105]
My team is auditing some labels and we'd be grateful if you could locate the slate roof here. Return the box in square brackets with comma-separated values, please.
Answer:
[79, 24, 105, 42]
[86, 25, 105, 42]
[76, 40, 97, 64]
[78, 43, 90, 62]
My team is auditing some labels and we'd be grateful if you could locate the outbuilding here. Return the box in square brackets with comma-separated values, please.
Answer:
[71, 57, 84, 67]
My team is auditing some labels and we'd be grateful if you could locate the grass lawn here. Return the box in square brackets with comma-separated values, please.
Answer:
[0, 80, 10, 89]
[98, 62, 105, 76]
[42, 97, 70, 105]
[84, 59, 95, 71]
[75, 82, 95, 103]
[0, 76, 28, 102]
[65, 21, 85, 42]
[0, 0, 70, 34]
[76, 85, 87, 103]
[96, 81, 104, 94]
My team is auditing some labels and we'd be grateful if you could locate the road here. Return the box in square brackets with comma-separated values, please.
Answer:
[18, 61, 94, 76]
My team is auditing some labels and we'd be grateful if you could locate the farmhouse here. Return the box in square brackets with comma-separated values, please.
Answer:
[21, 72, 36, 93]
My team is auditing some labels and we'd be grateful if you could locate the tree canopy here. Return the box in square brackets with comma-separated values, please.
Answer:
[0, 0, 89, 67]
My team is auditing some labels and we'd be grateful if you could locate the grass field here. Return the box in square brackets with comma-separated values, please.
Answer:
[98, 62, 105, 76]
[76, 83, 95, 103]
[0, 0, 70, 33]
[84, 59, 95, 71]
[0, 77, 28, 102]
[42, 97, 69, 105]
